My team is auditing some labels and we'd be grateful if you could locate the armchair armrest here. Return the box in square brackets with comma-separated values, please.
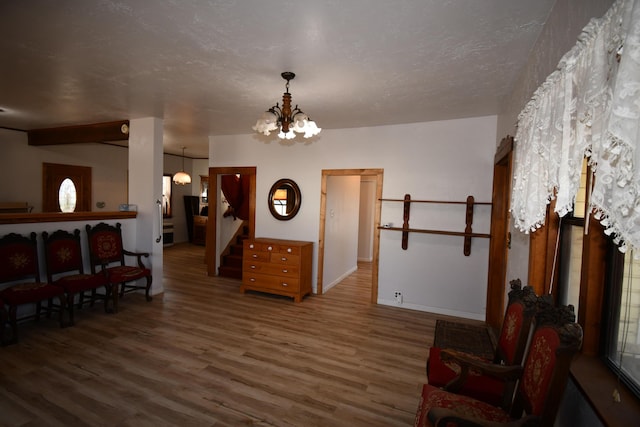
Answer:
[439, 349, 523, 392]
[123, 249, 150, 269]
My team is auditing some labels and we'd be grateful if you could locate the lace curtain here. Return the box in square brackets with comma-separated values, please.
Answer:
[511, 0, 640, 254]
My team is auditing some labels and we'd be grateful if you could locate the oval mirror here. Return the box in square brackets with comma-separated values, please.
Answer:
[268, 178, 301, 220]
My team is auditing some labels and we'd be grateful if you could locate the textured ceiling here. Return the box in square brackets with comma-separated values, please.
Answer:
[0, 0, 555, 158]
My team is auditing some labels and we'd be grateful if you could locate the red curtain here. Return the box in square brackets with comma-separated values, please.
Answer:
[221, 175, 249, 220]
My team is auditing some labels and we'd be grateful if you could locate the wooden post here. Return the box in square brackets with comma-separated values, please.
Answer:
[464, 195, 474, 256]
[402, 194, 411, 250]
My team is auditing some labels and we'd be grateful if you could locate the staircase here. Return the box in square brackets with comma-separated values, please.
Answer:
[218, 224, 249, 279]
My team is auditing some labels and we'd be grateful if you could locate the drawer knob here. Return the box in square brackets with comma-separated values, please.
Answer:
[287, 248, 292, 253]
[252, 254, 258, 258]
[250, 278, 256, 282]
[282, 269, 288, 273]
[282, 283, 288, 287]
[268, 246, 273, 251]
[251, 265, 256, 269]
[249, 244, 254, 249]
[281, 257, 287, 261]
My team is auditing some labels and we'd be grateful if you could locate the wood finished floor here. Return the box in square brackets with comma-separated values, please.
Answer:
[0, 243, 475, 426]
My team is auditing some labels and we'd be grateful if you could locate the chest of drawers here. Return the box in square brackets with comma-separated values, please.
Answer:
[242, 238, 313, 302]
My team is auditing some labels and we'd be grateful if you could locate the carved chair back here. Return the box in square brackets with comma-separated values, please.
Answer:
[494, 280, 538, 366]
[85, 222, 126, 272]
[0, 232, 40, 284]
[511, 301, 582, 424]
[42, 229, 85, 279]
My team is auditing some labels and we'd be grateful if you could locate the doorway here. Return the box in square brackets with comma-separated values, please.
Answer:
[317, 169, 384, 303]
[205, 167, 256, 276]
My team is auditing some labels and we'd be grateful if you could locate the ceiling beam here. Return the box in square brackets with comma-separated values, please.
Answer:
[28, 120, 130, 146]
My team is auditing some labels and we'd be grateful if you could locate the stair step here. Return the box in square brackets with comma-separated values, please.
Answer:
[218, 266, 243, 279]
[223, 254, 243, 268]
[230, 244, 244, 255]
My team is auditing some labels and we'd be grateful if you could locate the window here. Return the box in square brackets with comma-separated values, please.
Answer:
[531, 157, 640, 401]
[556, 160, 588, 315]
[58, 178, 77, 212]
[604, 249, 640, 397]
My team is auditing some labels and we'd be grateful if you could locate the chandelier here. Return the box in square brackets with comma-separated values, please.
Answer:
[253, 72, 321, 139]
[172, 146, 191, 185]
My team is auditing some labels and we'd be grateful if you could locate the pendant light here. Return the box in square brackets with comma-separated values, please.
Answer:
[172, 147, 191, 185]
[253, 72, 321, 139]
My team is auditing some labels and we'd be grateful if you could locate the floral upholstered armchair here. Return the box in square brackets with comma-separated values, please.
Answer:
[416, 302, 582, 427]
[427, 280, 539, 407]
[85, 223, 152, 312]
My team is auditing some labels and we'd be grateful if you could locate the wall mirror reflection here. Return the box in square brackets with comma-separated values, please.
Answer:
[268, 178, 301, 220]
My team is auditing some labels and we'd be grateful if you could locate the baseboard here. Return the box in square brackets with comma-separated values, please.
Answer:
[377, 299, 485, 321]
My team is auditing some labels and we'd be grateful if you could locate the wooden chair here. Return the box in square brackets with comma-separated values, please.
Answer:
[415, 302, 582, 427]
[85, 222, 152, 312]
[0, 232, 66, 344]
[427, 280, 539, 407]
[42, 229, 110, 324]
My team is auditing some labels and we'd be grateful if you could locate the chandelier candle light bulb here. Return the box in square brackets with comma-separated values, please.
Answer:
[253, 72, 321, 139]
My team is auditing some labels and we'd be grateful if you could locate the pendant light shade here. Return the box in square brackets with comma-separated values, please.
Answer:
[173, 147, 191, 185]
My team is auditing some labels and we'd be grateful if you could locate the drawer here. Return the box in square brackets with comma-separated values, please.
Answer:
[243, 273, 300, 292]
[254, 242, 300, 255]
[272, 244, 300, 255]
[246, 241, 277, 252]
[244, 262, 300, 277]
[270, 252, 300, 265]
[243, 251, 270, 262]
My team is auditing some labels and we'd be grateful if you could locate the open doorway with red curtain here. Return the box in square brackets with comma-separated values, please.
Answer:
[205, 167, 256, 277]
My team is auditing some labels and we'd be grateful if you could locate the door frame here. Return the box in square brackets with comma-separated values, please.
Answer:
[205, 167, 256, 276]
[317, 168, 384, 303]
[42, 162, 92, 212]
[485, 136, 513, 328]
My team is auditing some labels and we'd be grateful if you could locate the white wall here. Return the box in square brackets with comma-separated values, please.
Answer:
[323, 175, 361, 292]
[192, 158, 210, 188]
[210, 115, 496, 319]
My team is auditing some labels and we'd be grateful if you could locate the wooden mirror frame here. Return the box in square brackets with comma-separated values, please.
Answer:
[268, 178, 301, 221]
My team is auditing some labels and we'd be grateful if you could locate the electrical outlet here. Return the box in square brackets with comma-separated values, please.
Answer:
[394, 291, 402, 304]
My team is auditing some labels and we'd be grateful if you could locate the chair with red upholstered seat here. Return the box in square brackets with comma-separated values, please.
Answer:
[85, 222, 152, 312]
[426, 280, 538, 407]
[415, 302, 582, 427]
[0, 232, 66, 344]
[42, 229, 110, 324]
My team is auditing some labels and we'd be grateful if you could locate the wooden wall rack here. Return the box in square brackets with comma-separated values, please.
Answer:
[378, 194, 491, 255]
